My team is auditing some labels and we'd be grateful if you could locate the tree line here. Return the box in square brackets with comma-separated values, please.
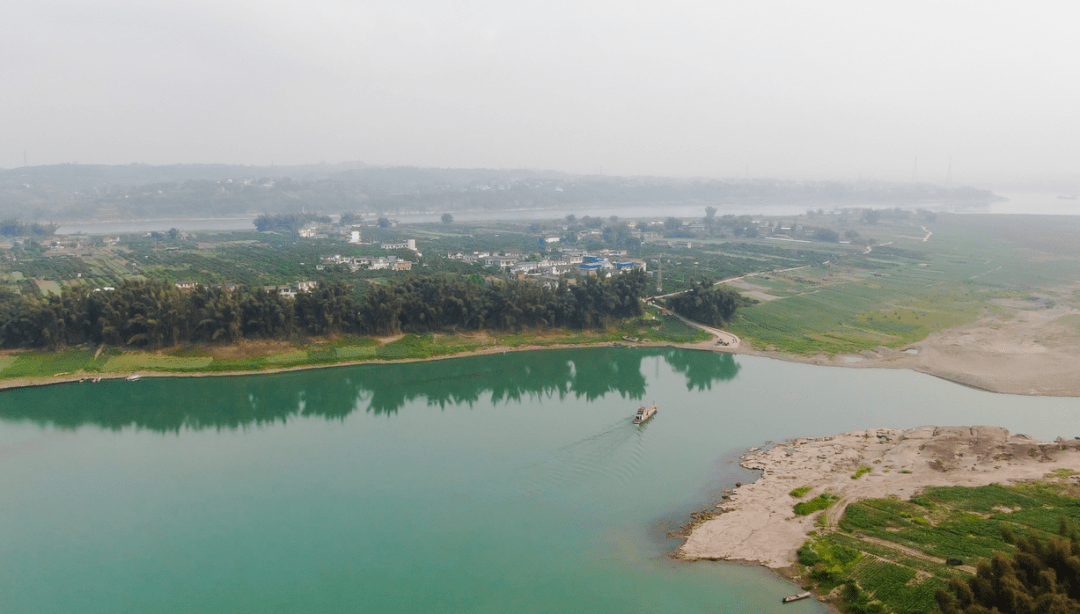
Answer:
[253, 212, 332, 233]
[0, 219, 58, 237]
[0, 270, 649, 349]
[936, 523, 1080, 614]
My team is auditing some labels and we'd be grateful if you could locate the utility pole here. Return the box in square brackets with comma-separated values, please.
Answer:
[656, 257, 663, 293]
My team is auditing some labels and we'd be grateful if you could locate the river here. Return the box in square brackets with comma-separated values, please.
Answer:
[53, 192, 1080, 235]
[1, 348, 1078, 613]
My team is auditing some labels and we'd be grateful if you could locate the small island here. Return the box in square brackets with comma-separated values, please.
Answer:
[680, 426, 1080, 612]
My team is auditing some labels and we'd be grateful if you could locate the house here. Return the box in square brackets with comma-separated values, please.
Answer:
[615, 259, 647, 272]
[296, 280, 317, 293]
[381, 239, 417, 251]
[263, 285, 296, 298]
[175, 280, 198, 291]
[349, 230, 361, 244]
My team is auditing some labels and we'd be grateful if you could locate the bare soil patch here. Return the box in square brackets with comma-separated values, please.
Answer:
[205, 339, 299, 360]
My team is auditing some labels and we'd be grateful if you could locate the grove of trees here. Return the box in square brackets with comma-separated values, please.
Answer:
[0, 270, 650, 350]
[936, 525, 1080, 614]
[666, 278, 744, 327]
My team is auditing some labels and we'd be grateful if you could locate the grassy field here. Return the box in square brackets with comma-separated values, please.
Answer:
[0, 315, 709, 383]
[798, 476, 1080, 613]
[722, 214, 1080, 355]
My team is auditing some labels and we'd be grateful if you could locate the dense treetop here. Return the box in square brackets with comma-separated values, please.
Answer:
[666, 278, 745, 327]
[0, 270, 649, 350]
[936, 526, 1080, 614]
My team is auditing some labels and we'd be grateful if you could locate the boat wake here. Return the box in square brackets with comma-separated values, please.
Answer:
[506, 419, 652, 500]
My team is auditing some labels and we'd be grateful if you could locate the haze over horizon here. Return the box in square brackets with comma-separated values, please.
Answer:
[5, 2, 1079, 187]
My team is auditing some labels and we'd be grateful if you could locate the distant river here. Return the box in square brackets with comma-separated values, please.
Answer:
[1, 348, 1078, 613]
[53, 192, 1080, 235]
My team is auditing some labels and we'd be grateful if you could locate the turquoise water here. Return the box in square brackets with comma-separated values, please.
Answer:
[1, 348, 1078, 613]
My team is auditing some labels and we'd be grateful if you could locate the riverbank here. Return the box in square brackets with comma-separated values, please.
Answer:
[678, 426, 1080, 569]
[4, 304, 1080, 398]
[0, 318, 713, 391]
[729, 300, 1080, 397]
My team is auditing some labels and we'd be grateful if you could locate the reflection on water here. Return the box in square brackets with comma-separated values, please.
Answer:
[0, 348, 740, 432]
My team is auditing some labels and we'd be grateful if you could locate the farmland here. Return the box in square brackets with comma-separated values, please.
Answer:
[797, 478, 1080, 613]
[719, 214, 1080, 356]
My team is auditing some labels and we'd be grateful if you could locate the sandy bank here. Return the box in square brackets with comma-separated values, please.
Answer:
[679, 426, 1080, 568]
[731, 302, 1080, 397]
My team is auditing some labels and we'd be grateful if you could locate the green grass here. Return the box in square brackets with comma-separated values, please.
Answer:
[1056, 314, 1080, 332]
[851, 466, 872, 479]
[0, 349, 101, 378]
[35, 280, 62, 295]
[794, 492, 838, 516]
[790, 486, 813, 498]
[643, 316, 712, 343]
[101, 354, 213, 372]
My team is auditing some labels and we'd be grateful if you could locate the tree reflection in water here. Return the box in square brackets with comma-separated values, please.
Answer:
[0, 348, 741, 433]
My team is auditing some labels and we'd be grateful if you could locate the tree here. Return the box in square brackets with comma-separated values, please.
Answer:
[668, 279, 744, 326]
[705, 206, 718, 234]
[441, 213, 454, 224]
[377, 217, 391, 228]
[813, 228, 840, 242]
[936, 529, 1080, 614]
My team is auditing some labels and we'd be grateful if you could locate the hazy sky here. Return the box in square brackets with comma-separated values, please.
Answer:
[5, 1, 1080, 183]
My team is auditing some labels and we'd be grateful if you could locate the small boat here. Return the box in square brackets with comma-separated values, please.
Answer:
[125, 375, 141, 382]
[633, 403, 657, 424]
[783, 591, 812, 603]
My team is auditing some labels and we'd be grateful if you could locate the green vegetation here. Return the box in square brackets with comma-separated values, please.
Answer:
[0, 316, 711, 382]
[790, 486, 813, 498]
[852, 466, 873, 479]
[666, 278, 746, 326]
[794, 492, 839, 516]
[0, 271, 648, 350]
[3, 202, 1078, 366]
[798, 478, 1080, 613]
[721, 213, 1080, 356]
[253, 212, 332, 232]
[936, 531, 1080, 614]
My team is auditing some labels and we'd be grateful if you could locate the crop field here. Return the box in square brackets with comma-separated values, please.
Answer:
[799, 477, 1080, 613]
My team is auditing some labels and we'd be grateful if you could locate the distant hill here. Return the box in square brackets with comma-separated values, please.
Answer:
[0, 163, 995, 221]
